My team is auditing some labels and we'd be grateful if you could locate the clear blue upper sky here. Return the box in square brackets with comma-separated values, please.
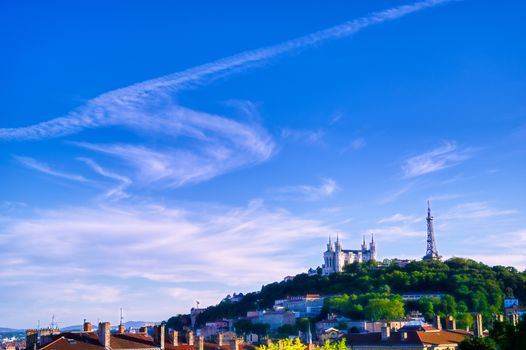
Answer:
[1, 0, 525, 328]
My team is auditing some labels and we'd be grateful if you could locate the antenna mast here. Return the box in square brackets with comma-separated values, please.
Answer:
[423, 200, 441, 260]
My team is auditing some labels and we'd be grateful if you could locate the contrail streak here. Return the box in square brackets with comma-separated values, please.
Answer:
[0, 0, 455, 140]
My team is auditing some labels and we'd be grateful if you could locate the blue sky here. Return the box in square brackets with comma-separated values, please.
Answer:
[1, 0, 525, 328]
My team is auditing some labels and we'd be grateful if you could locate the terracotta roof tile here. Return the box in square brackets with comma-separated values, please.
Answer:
[347, 329, 468, 347]
[38, 332, 159, 350]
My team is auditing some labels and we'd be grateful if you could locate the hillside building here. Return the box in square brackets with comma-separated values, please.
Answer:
[347, 320, 469, 350]
[321, 235, 377, 275]
[26, 321, 255, 350]
[273, 294, 325, 317]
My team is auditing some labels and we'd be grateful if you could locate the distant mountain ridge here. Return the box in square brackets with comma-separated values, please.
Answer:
[60, 321, 156, 332]
[0, 327, 24, 333]
[0, 321, 157, 333]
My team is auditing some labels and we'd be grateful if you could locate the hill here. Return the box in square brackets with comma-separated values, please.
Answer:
[167, 258, 526, 331]
[0, 327, 23, 333]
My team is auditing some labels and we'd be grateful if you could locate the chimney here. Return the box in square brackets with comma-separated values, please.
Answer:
[118, 324, 125, 334]
[139, 326, 148, 335]
[474, 313, 483, 338]
[381, 326, 390, 341]
[264, 337, 272, 347]
[230, 338, 239, 350]
[445, 315, 456, 330]
[83, 320, 93, 332]
[170, 331, 179, 346]
[98, 322, 111, 348]
[433, 315, 442, 330]
[195, 336, 204, 350]
[153, 325, 165, 350]
[217, 333, 223, 347]
[509, 314, 519, 326]
[401, 332, 408, 341]
[187, 331, 194, 346]
[25, 329, 38, 350]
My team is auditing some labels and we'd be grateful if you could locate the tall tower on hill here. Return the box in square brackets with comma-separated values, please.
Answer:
[423, 200, 441, 260]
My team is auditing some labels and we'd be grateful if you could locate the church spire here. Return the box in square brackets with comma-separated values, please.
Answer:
[335, 232, 342, 252]
[327, 234, 334, 252]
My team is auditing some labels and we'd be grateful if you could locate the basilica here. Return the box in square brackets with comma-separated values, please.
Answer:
[321, 234, 377, 275]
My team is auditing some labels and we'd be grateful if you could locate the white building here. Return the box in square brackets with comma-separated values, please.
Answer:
[322, 235, 377, 275]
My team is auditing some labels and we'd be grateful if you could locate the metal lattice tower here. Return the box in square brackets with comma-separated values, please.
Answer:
[423, 200, 441, 260]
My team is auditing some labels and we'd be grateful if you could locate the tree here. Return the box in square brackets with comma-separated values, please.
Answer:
[234, 320, 254, 334]
[257, 338, 306, 350]
[364, 298, 404, 321]
[490, 318, 526, 350]
[456, 312, 473, 330]
[459, 336, 497, 350]
[252, 323, 271, 336]
[315, 339, 349, 350]
[166, 314, 190, 332]
[277, 324, 298, 338]
[296, 318, 311, 333]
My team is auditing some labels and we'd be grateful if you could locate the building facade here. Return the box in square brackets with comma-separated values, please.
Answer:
[322, 235, 377, 275]
[273, 294, 325, 318]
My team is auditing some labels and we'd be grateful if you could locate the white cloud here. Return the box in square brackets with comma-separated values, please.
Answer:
[402, 141, 472, 178]
[460, 254, 526, 271]
[224, 99, 260, 120]
[0, 0, 453, 141]
[379, 183, 413, 204]
[272, 178, 339, 201]
[378, 213, 419, 224]
[77, 157, 131, 200]
[443, 202, 517, 220]
[341, 137, 366, 153]
[280, 128, 325, 144]
[0, 200, 330, 324]
[361, 225, 423, 243]
[13, 155, 88, 182]
[1, 0, 454, 193]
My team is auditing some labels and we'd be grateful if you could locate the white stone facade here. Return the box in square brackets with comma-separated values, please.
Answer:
[321, 235, 377, 275]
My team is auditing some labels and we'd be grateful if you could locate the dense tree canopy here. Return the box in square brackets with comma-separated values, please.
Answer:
[189, 258, 525, 328]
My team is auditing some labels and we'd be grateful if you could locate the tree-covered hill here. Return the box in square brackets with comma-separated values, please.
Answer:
[167, 258, 526, 331]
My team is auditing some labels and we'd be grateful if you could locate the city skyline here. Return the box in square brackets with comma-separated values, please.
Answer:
[1, 0, 525, 327]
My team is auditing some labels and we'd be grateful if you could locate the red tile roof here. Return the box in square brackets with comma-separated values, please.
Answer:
[39, 332, 159, 350]
[39, 332, 256, 350]
[347, 329, 469, 347]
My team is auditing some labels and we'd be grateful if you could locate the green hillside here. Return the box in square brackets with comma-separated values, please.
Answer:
[167, 258, 526, 331]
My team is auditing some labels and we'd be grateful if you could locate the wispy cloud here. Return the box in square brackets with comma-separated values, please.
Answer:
[427, 193, 464, 201]
[0, 200, 330, 322]
[77, 157, 131, 199]
[443, 202, 517, 220]
[0, 0, 454, 141]
[224, 99, 261, 120]
[329, 112, 344, 125]
[379, 183, 414, 204]
[378, 213, 420, 224]
[272, 178, 339, 201]
[402, 141, 472, 178]
[280, 128, 325, 145]
[341, 137, 366, 154]
[56, 104, 275, 189]
[362, 225, 423, 242]
[13, 155, 88, 182]
[1, 0, 455, 192]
